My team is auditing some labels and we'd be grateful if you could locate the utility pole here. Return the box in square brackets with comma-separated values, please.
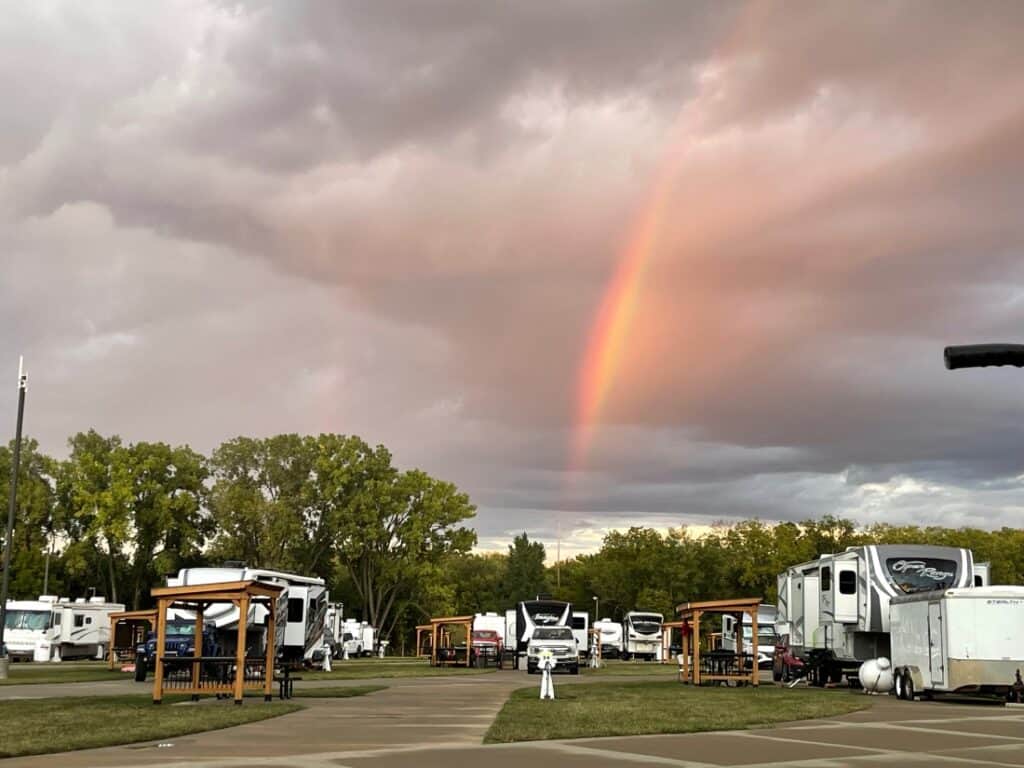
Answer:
[0, 357, 27, 678]
[944, 344, 1024, 370]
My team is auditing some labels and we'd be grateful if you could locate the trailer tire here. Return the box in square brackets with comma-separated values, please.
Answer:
[134, 654, 147, 683]
[904, 673, 915, 701]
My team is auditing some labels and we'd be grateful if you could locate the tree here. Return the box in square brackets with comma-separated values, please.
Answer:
[503, 533, 548, 604]
[0, 438, 57, 598]
[334, 448, 476, 641]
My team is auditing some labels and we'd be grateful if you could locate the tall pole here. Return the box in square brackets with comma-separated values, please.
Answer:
[0, 357, 27, 669]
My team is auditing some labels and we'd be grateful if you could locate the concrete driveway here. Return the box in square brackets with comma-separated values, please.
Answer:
[4, 670, 1024, 767]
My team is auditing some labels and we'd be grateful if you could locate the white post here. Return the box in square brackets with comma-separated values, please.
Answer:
[323, 642, 332, 672]
[539, 653, 556, 700]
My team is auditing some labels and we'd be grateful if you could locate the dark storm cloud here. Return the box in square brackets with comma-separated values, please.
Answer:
[2, 1, 1024, 552]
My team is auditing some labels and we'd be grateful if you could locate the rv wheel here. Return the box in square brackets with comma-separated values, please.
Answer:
[903, 674, 915, 701]
[134, 654, 147, 683]
[893, 670, 904, 699]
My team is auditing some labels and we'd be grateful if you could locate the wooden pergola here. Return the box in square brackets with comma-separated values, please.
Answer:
[415, 624, 433, 658]
[108, 609, 158, 670]
[676, 597, 762, 687]
[150, 580, 284, 704]
[660, 620, 686, 664]
[429, 615, 474, 667]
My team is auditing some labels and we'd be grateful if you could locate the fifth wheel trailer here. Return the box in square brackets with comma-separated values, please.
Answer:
[775, 544, 988, 685]
[513, 599, 573, 668]
[890, 586, 1024, 700]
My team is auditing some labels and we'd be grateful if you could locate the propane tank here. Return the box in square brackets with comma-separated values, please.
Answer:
[858, 657, 893, 694]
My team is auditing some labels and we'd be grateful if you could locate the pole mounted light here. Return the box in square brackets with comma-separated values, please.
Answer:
[944, 344, 1024, 370]
[0, 357, 28, 672]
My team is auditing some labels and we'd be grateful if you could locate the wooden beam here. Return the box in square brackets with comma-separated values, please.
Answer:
[192, 603, 204, 699]
[153, 598, 167, 704]
[234, 596, 248, 704]
[693, 610, 701, 686]
[751, 607, 759, 688]
[264, 595, 275, 701]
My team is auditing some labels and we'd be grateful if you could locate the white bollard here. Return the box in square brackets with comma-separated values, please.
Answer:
[322, 643, 332, 672]
[342, 645, 349, 661]
[539, 653, 556, 700]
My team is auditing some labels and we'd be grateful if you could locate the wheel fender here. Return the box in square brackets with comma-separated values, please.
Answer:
[903, 666, 926, 693]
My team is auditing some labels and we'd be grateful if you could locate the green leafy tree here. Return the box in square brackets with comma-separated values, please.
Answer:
[0, 438, 58, 598]
[503, 533, 548, 604]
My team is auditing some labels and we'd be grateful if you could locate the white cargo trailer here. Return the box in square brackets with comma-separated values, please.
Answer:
[891, 586, 1024, 700]
[571, 611, 590, 659]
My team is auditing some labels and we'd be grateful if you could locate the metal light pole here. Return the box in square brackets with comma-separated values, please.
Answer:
[593, 595, 599, 622]
[0, 357, 27, 678]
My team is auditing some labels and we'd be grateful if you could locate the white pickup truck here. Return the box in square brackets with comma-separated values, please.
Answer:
[526, 626, 579, 675]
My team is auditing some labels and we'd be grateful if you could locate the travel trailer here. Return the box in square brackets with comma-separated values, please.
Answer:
[473, 612, 506, 645]
[168, 566, 327, 664]
[721, 604, 777, 668]
[775, 544, 987, 685]
[622, 611, 663, 660]
[3, 595, 125, 661]
[890, 586, 1024, 700]
[571, 611, 590, 659]
[513, 599, 573, 666]
[593, 618, 623, 658]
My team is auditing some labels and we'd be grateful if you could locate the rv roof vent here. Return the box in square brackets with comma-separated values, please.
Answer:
[89, 596, 106, 604]
[75, 598, 86, 603]
[39, 595, 58, 603]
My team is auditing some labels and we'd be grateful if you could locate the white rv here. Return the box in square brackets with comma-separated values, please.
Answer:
[593, 618, 623, 658]
[890, 586, 1024, 700]
[571, 611, 590, 659]
[775, 544, 987, 685]
[3, 595, 125, 662]
[622, 611, 663, 661]
[721, 604, 777, 668]
[169, 566, 327, 665]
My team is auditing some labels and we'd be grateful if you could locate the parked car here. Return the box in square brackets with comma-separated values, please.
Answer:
[471, 629, 502, 667]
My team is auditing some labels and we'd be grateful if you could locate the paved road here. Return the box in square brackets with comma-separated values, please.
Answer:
[5, 670, 1024, 767]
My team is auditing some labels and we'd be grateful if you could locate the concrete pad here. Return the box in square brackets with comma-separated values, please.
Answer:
[572, 732, 875, 766]
[340, 745, 653, 768]
[767, 722, 1007, 752]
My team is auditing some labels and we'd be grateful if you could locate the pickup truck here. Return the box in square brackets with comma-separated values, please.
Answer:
[526, 626, 579, 675]
[471, 629, 503, 668]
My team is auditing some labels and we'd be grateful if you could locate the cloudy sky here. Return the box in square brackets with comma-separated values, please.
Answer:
[3, 1, 1024, 556]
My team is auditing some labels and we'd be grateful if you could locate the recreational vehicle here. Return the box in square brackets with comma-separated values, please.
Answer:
[622, 611, 663, 661]
[571, 611, 590, 659]
[775, 544, 987, 685]
[3, 595, 124, 661]
[473, 612, 506, 645]
[721, 604, 777, 668]
[168, 566, 328, 665]
[593, 618, 623, 658]
[513, 599, 573, 667]
[890, 586, 1024, 700]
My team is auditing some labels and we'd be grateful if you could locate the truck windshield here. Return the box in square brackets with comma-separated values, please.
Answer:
[4, 610, 49, 630]
[630, 616, 662, 634]
[533, 628, 572, 640]
[885, 558, 958, 593]
[165, 621, 196, 636]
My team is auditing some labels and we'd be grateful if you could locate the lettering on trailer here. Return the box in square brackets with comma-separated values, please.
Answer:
[890, 560, 955, 581]
[534, 613, 562, 625]
[986, 599, 1024, 606]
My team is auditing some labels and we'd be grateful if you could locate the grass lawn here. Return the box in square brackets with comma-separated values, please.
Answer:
[0, 695, 302, 759]
[0, 661, 130, 686]
[303, 658, 495, 680]
[291, 684, 386, 698]
[484, 681, 871, 743]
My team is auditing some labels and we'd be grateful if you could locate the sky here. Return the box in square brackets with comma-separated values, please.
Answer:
[2, 1, 1024, 557]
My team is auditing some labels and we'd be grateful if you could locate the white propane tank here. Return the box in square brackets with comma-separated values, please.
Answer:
[858, 657, 893, 694]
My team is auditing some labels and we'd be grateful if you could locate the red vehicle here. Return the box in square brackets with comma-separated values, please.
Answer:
[471, 630, 503, 668]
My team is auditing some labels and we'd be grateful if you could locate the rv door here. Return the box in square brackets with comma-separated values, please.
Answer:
[834, 562, 858, 623]
[928, 602, 945, 688]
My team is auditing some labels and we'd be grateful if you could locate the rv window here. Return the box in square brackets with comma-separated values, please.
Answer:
[821, 567, 831, 591]
[309, 599, 317, 617]
[74, 615, 85, 628]
[974, 575, 983, 587]
[839, 571, 856, 595]
[288, 598, 304, 622]
[571, 616, 587, 630]
[85, 616, 93, 625]
[52, 612, 61, 626]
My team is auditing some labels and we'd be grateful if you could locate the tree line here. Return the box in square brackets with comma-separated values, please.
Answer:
[4, 431, 1023, 653]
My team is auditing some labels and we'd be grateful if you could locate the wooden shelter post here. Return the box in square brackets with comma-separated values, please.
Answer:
[233, 595, 249, 704]
[153, 597, 168, 704]
[191, 603, 204, 699]
[693, 609, 702, 685]
[751, 609, 759, 687]
[264, 599, 276, 701]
